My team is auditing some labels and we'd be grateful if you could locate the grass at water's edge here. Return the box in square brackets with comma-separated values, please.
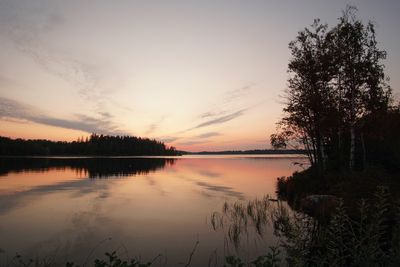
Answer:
[213, 185, 400, 266]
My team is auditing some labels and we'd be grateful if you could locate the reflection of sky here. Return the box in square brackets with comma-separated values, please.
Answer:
[0, 1, 399, 151]
[0, 157, 300, 265]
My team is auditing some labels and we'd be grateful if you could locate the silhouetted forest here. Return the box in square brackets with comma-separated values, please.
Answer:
[268, 7, 400, 267]
[0, 134, 180, 156]
[0, 157, 176, 178]
[271, 7, 400, 174]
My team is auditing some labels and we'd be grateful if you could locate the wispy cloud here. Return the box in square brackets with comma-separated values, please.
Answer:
[0, 1, 127, 117]
[199, 110, 227, 119]
[0, 97, 125, 135]
[176, 140, 210, 146]
[197, 81, 261, 120]
[173, 132, 221, 146]
[195, 132, 221, 139]
[172, 108, 247, 136]
[223, 81, 261, 104]
[193, 109, 246, 129]
[178, 81, 263, 136]
[158, 136, 179, 143]
[145, 123, 158, 135]
[145, 116, 166, 135]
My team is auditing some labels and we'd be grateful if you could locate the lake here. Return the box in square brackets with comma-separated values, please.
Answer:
[0, 155, 304, 266]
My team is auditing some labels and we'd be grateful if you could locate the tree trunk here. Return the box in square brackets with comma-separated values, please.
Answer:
[303, 136, 315, 166]
[315, 131, 325, 173]
[320, 140, 326, 170]
[349, 124, 355, 170]
[349, 79, 356, 171]
[361, 131, 367, 170]
[337, 73, 342, 167]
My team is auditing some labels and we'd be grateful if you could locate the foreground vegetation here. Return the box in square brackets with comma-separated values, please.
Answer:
[211, 187, 400, 267]
[0, 134, 179, 156]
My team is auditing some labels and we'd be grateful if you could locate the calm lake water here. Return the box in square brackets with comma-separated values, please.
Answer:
[0, 155, 304, 266]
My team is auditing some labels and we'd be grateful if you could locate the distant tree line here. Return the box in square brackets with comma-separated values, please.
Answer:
[0, 134, 180, 156]
[271, 6, 400, 173]
[186, 149, 306, 155]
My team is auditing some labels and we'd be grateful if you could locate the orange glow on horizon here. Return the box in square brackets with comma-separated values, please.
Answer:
[0, 119, 89, 142]
[0, 118, 275, 151]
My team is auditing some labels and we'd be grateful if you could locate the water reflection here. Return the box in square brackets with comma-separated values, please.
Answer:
[210, 196, 293, 250]
[0, 156, 300, 266]
[0, 157, 176, 178]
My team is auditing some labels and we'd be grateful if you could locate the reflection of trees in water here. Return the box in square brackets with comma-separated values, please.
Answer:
[0, 157, 176, 178]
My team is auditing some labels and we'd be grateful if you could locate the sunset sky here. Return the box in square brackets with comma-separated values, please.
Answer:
[0, 0, 399, 151]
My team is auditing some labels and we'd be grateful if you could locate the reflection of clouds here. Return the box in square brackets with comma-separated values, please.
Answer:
[0, 195, 23, 215]
[195, 181, 244, 199]
[97, 192, 110, 199]
[0, 158, 177, 216]
[199, 191, 213, 198]
[67, 210, 115, 260]
[0, 179, 110, 215]
[195, 169, 221, 178]
[176, 174, 244, 199]
[146, 176, 156, 186]
[0, 175, 118, 262]
[0, 157, 176, 178]
[145, 176, 167, 196]
[23, 195, 117, 263]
